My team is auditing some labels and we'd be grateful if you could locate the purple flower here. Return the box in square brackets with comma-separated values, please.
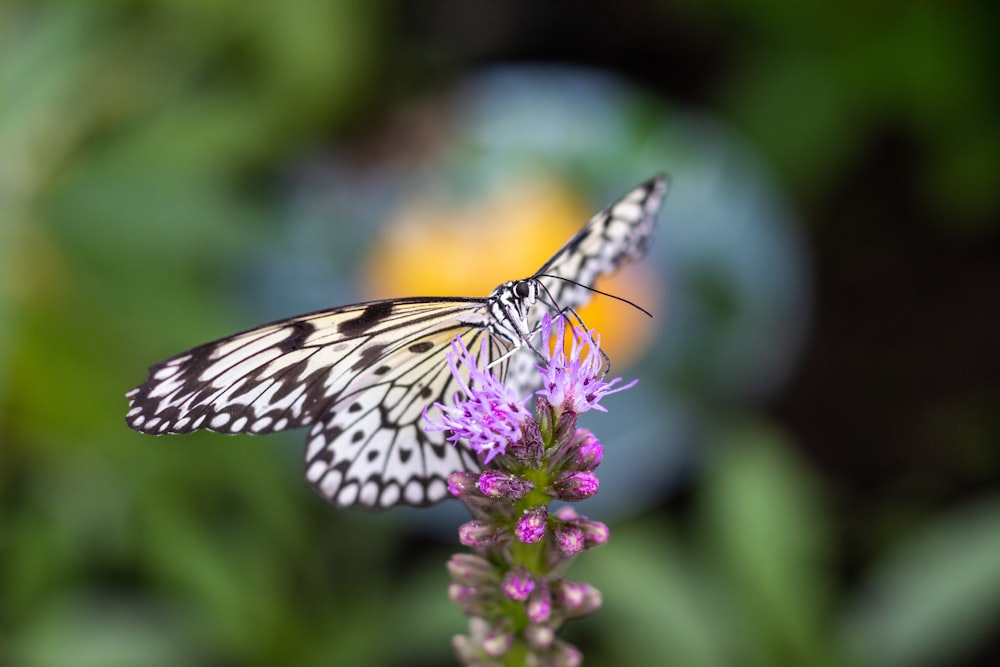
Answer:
[458, 520, 505, 547]
[524, 624, 554, 651]
[554, 506, 610, 548]
[550, 470, 600, 501]
[526, 581, 552, 624]
[579, 519, 610, 548]
[536, 314, 637, 414]
[566, 432, 603, 471]
[501, 566, 536, 601]
[554, 580, 603, 619]
[448, 471, 480, 498]
[515, 506, 548, 544]
[553, 523, 585, 556]
[424, 337, 531, 463]
[481, 625, 514, 657]
[478, 470, 534, 499]
[548, 640, 583, 667]
[448, 583, 487, 616]
[447, 554, 498, 588]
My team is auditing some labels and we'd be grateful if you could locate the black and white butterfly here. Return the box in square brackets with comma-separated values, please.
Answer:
[126, 175, 668, 509]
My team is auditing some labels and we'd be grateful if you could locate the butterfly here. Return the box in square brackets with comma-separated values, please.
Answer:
[126, 175, 668, 509]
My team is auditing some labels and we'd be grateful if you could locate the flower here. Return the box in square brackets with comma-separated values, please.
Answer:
[428, 317, 637, 666]
[477, 470, 533, 499]
[423, 337, 532, 463]
[536, 313, 637, 413]
[515, 506, 548, 544]
[550, 470, 600, 501]
[501, 566, 535, 601]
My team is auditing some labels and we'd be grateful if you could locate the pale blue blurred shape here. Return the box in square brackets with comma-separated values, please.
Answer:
[457, 67, 635, 164]
[650, 115, 811, 400]
[252, 65, 809, 520]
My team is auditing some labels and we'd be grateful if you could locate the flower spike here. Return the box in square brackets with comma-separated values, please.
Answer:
[426, 322, 637, 666]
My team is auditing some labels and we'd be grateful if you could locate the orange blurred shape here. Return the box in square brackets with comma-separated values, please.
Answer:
[362, 177, 661, 368]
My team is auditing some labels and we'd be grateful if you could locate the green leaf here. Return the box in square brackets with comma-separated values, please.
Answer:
[699, 419, 839, 667]
[844, 496, 1000, 667]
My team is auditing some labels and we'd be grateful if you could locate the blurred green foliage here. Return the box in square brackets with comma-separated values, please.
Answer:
[690, 0, 1000, 225]
[577, 423, 1000, 667]
[2, 1, 998, 665]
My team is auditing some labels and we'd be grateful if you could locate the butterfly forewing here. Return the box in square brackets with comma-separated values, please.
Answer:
[534, 175, 667, 315]
[126, 174, 667, 510]
[126, 298, 490, 434]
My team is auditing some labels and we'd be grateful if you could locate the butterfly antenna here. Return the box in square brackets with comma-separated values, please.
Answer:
[536, 274, 653, 318]
[531, 280, 614, 378]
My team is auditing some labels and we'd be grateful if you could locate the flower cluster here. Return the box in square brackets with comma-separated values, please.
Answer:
[536, 314, 637, 414]
[425, 314, 634, 667]
[424, 336, 533, 463]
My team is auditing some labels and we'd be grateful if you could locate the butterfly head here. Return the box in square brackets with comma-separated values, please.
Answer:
[486, 279, 541, 350]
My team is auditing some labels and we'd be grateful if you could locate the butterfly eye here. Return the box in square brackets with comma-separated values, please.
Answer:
[514, 281, 531, 298]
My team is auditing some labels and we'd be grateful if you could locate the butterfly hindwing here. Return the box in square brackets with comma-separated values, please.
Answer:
[303, 327, 507, 508]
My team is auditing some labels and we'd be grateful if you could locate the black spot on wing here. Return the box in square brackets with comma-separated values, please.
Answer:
[226, 378, 257, 401]
[409, 341, 433, 354]
[282, 320, 316, 350]
[313, 447, 334, 464]
[350, 343, 387, 372]
[339, 302, 393, 336]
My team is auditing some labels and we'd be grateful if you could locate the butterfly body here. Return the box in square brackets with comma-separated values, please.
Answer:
[127, 175, 668, 509]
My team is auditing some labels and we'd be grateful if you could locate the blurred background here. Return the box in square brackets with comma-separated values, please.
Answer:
[2, 1, 998, 665]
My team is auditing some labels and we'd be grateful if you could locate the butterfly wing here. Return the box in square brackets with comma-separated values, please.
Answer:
[126, 297, 507, 508]
[534, 174, 668, 313]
